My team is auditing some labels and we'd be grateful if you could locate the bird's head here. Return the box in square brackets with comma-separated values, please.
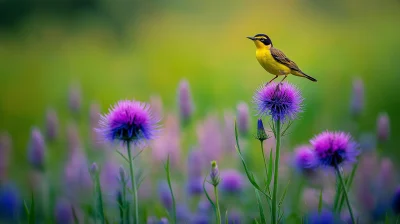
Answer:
[247, 34, 273, 49]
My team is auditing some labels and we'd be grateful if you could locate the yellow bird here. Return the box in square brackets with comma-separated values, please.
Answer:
[247, 34, 317, 83]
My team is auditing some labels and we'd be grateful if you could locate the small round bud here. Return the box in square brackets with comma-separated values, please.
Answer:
[210, 161, 220, 187]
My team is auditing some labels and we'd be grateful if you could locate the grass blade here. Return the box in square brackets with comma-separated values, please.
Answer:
[203, 176, 217, 213]
[255, 189, 267, 224]
[28, 192, 35, 224]
[279, 180, 291, 207]
[164, 155, 177, 224]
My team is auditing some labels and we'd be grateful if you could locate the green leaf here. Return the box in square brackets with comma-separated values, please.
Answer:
[132, 149, 144, 161]
[235, 120, 271, 200]
[255, 189, 267, 224]
[254, 219, 261, 224]
[164, 155, 177, 224]
[338, 162, 358, 212]
[203, 176, 216, 213]
[28, 192, 35, 224]
[318, 188, 323, 213]
[279, 180, 291, 207]
[116, 151, 130, 163]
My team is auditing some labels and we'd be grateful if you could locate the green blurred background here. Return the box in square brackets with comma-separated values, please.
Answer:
[1, 0, 399, 163]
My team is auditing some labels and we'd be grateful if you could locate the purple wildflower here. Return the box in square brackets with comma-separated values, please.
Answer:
[293, 145, 319, 175]
[98, 100, 158, 147]
[253, 82, 302, 122]
[237, 102, 249, 135]
[178, 79, 194, 124]
[377, 112, 390, 142]
[228, 210, 242, 224]
[350, 78, 364, 117]
[220, 170, 244, 194]
[68, 84, 81, 114]
[66, 123, 82, 155]
[187, 149, 203, 178]
[0, 184, 20, 221]
[158, 181, 172, 210]
[27, 128, 46, 170]
[310, 131, 359, 167]
[159, 218, 169, 224]
[64, 152, 92, 202]
[307, 210, 339, 224]
[197, 114, 223, 162]
[223, 111, 236, 153]
[54, 199, 73, 224]
[392, 187, 400, 214]
[0, 133, 11, 184]
[45, 108, 59, 141]
[187, 177, 203, 196]
[256, 119, 268, 142]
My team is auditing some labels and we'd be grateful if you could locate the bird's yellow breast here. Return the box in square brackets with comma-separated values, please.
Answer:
[255, 48, 290, 76]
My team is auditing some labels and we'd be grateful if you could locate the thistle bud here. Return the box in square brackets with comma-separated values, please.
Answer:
[256, 119, 268, 142]
[377, 112, 390, 142]
[210, 161, 220, 187]
[89, 162, 98, 178]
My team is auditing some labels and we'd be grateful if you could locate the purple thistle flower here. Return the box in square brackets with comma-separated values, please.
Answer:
[0, 184, 20, 221]
[68, 84, 82, 114]
[350, 78, 364, 117]
[220, 170, 244, 194]
[236, 102, 249, 135]
[98, 100, 158, 147]
[0, 133, 11, 184]
[377, 112, 390, 142]
[158, 181, 172, 210]
[178, 79, 194, 124]
[45, 108, 59, 141]
[310, 131, 359, 167]
[27, 128, 46, 170]
[392, 187, 400, 214]
[253, 82, 303, 122]
[54, 198, 73, 224]
[293, 145, 319, 175]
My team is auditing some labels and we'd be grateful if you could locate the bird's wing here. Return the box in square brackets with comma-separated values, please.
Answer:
[270, 47, 302, 72]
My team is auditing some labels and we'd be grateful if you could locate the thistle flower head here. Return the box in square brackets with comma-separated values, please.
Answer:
[98, 100, 158, 147]
[377, 112, 390, 142]
[237, 102, 249, 135]
[220, 169, 244, 194]
[27, 128, 46, 171]
[350, 78, 364, 117]
[209, 161, 220, 187]
[253, 82, 303, 122]
[45, 108, 59, 141]
[178, 79, 194, 124]
[293, 145, 319, 175]
[310, 131, 359, 167]
[256, 119, 268, 142]
[392, 187, 400, 214]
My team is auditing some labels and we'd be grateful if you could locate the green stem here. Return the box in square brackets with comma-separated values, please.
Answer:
[95, 175, 105, 224]
[335, 164, 355, 224]
[338, 162, 358, 212]
[260, 141, 270, 193]
[271, 119, 281, 224]
[121, 180, 127, 224]
[214, 185, 222, 224]
[127, 143, 139, 224]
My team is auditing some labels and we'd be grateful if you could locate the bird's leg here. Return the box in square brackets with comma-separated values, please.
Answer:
[265, 76, 278, 86]
[279, 75, 288, 84]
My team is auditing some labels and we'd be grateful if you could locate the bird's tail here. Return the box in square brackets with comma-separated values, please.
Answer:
[292, 70, 317, 82]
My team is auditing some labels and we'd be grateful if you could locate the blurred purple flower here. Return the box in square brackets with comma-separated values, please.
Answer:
[150, 95, 164, 121]
[197, 114, 223, 162]
[310, 131, 359, 167]
[45, 108, 59, 141]
[392, 187, 400, 214]
[147, 216, 158, 224]
[220, 170, 244, 194]
[66, 123, 82, 155]
[187, 177, 203, 196]
[253, 82, 303, 122]
[99, 159, 121, 197]
[0, 133, 11, 184]
[159, 218, 169, 224]
[64, 152, 92, 202]
[237, 102, 249, 135]
[223, 111, 236, 153]
[187, 149, 203, 178]
[68, 84, 82, 114]
[152, 115, 180, 166]
[98, 100, 158, 147]
[228, 210, 242, 224]
[191, 213, 210, 224]
[177, 204, 191, 223]
[377, 112, 390, 142]
[89, 102, 104, 148]
[158, 181, 172, 210]
[197, 199, 211, 214]
[358, 132, 376, 152]
[307, 210, 338, 224]
[178, 79, 194, 124]
[350, 78, 364, 117]
[89, 162, 99, 178]
[0, 184, 20, 221]
[293, 145, 319, 175]
[54, 198, 73, 224]
[27, 128, 46, 170]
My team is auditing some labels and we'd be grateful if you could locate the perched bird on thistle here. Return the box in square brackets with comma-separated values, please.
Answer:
[247, 34, 317, 84]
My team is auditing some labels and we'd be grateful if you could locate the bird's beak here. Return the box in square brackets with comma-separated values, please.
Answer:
[247, 36, 256, 41]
